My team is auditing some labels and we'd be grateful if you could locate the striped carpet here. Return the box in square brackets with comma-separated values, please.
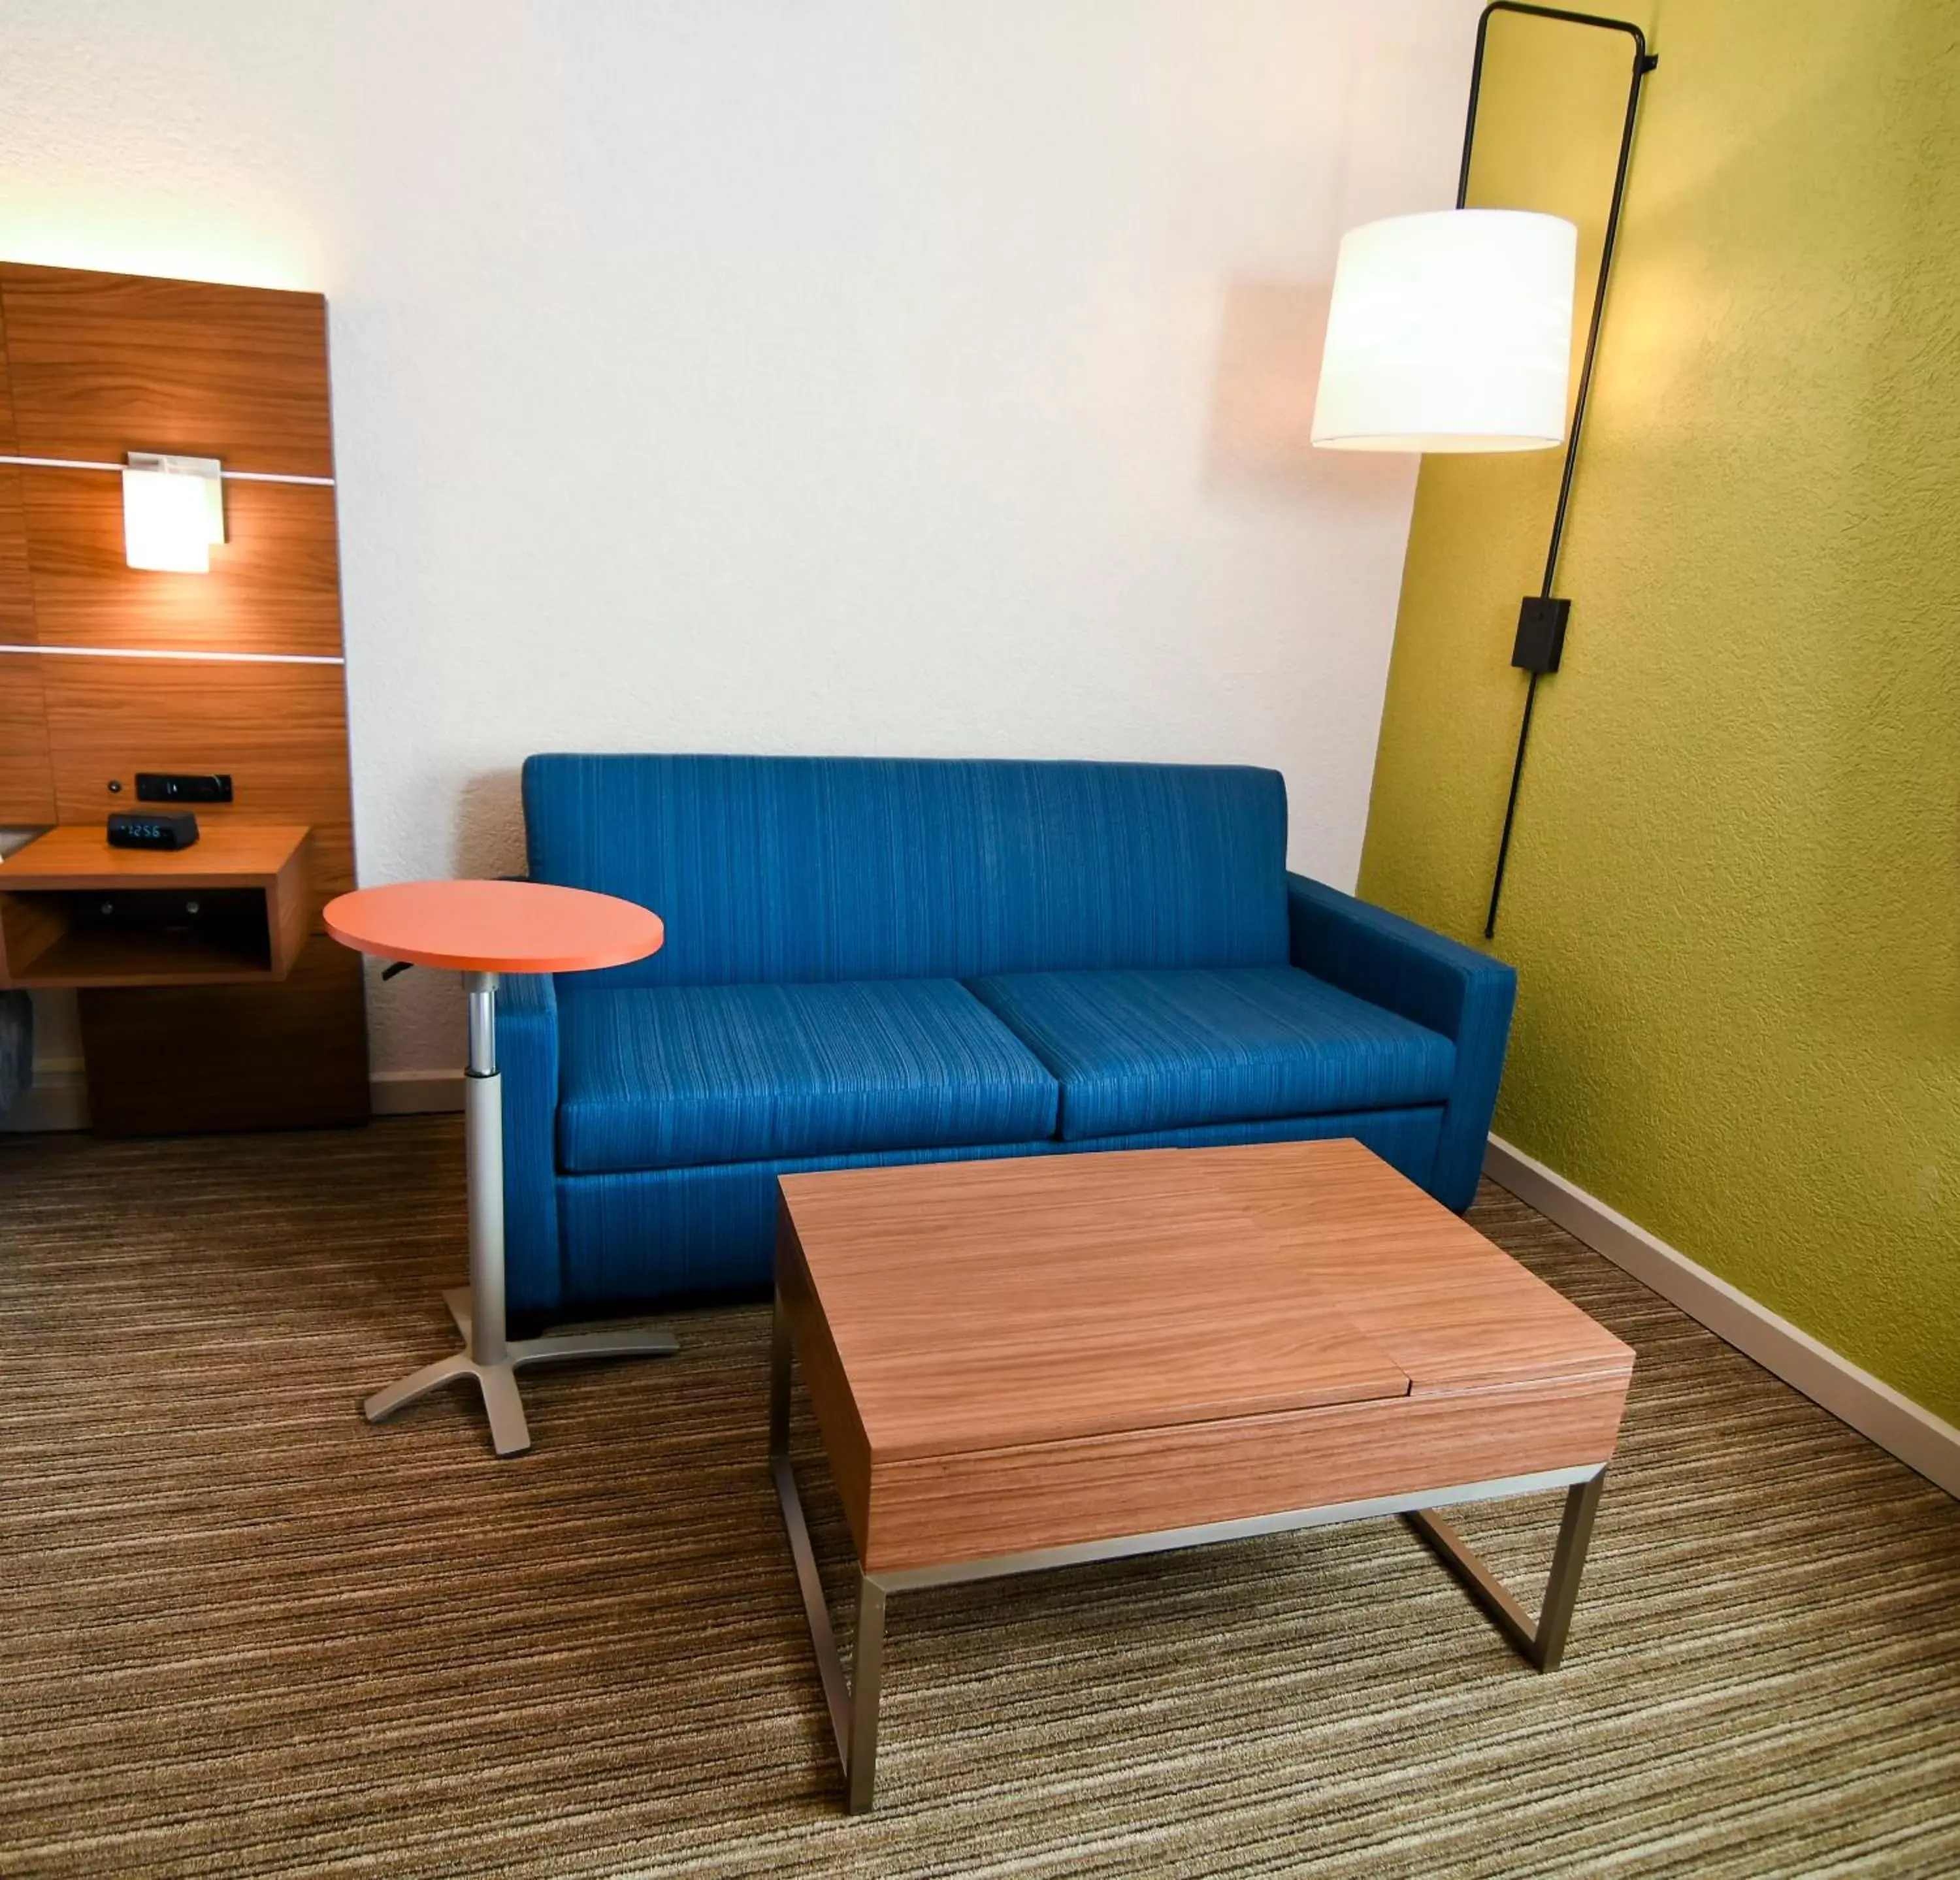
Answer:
[2, 1117, 1956, 1879]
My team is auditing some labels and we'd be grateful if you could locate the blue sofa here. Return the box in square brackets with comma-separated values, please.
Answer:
[498, 754, 1516, 1315]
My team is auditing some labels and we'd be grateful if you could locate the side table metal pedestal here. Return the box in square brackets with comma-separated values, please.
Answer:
[361, 969, 678, 1456]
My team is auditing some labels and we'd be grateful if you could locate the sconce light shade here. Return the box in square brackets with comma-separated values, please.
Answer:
[1311, 208, 1578, 453]
[123, 453, 225, 572]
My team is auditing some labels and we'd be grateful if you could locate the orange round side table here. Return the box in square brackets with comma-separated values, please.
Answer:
[325, 879, 671, 1457]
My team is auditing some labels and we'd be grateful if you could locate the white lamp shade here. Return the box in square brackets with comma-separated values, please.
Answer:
[1311, 208, 1578, 453]
[122, 457, 224, 572]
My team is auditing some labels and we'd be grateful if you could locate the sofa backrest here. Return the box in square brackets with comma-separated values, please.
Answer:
[522, 754, 1290, 988]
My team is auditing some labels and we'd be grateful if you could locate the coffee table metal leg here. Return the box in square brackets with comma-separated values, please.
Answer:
[1404, 1468, 1607, 1671]
[769, 1288, 792, 1456]
[846, 1576, 887, 1813]
[364, 969, 679, 1457]
[770, 1289, 890, 1813]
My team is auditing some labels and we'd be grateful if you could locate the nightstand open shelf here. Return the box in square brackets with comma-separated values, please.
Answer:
[0, 825, 312, 990]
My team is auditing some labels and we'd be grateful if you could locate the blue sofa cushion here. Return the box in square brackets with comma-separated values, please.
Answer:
[523, 755, 1289, 988]
[966, 965, 1456, 1142]
[556, 978, 1058, 1174]
[553, 1108, 1446, 1305]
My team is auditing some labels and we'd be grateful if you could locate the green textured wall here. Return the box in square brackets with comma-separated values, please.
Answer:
[1360, 0, 1960, 1423]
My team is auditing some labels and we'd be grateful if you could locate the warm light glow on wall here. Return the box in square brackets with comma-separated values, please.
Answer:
[122, 454, 225, 572]
[1312, 208, 1578, 453]
[0, 216, 304, 295]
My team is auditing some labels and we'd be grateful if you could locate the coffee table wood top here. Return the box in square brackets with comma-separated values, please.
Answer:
[779, 1138, 1631, 1463]
[777, 1139, 1636, 1572]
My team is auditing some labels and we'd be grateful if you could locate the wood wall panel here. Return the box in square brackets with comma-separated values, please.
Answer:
[20, 471, 346, 657]
[0, 466, 33, 631]
[0, 287, 56, 819]
[0, 451, 56, 820]
[0, 287, 19, 456]
[0, 259, 364, 1132]
[0, 266, 334, 478]
[39, 655, 355, 907]
[78, 935, 368, 1135]
[0, 653, 57, 825]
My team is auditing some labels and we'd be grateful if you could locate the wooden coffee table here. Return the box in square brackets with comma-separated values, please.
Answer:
[769, 1138, 1635, 1811]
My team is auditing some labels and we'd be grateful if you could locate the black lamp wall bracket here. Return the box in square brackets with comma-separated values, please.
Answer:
[1512, 596, 1570, 674]
[1463, 2, 1657, 938]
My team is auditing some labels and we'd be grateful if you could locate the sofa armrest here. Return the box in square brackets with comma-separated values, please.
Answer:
[497, 970, 564, 1315]
[1286, 873, 1515, 1212]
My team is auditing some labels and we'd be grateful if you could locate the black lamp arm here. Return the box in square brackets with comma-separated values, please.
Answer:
[1460, 1, 1658, 938]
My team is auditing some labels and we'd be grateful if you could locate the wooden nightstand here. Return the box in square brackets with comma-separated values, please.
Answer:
[0, 824, 312, 990]
[0, 824, 362, 1134]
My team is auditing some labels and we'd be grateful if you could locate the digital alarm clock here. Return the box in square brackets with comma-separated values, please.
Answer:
[106, 811, 201, 851]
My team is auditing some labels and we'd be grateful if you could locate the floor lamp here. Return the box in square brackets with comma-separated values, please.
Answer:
[1313, 1, 1658, 937]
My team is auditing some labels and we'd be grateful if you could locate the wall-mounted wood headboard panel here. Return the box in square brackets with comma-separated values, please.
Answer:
[0, 260, 367, 1132]
[21, 474, 347, 658]
[0, 265, 336, 475]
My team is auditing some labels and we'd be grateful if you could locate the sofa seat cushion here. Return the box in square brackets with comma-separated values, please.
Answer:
[557, 978, 1059, 1174]
[966, 966, 1456, 1141]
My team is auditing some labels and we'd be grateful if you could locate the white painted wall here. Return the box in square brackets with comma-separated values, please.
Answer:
[0, 0, 1478, 1086]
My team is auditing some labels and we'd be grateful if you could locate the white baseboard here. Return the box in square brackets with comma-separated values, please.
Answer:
[1485, 1135, 1959, 1500]
[369, 1069, 465, 1114]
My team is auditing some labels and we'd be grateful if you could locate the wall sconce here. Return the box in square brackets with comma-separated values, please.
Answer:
[122, 453, 225, 573]
[1313, 1, 1658, 937]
